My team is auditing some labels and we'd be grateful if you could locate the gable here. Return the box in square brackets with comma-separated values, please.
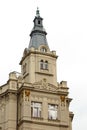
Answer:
[32, 78, 58, 93]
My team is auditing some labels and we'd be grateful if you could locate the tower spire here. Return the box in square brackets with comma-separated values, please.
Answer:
[28, 8, 49, 49]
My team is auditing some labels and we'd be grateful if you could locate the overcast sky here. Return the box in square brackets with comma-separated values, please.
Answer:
[0, 0, 87, 130]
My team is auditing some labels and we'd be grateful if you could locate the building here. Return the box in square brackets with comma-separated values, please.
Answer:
[0, 8, 74, 130]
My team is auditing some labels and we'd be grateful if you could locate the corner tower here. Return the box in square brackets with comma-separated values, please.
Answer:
[20, 8, 58, 86]
[0, 8, 74, 130]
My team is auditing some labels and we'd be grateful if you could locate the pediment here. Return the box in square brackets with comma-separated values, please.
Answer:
[32, 78, 58, 92]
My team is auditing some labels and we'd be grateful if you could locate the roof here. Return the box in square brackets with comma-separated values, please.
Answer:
[28, 8, 49, 49]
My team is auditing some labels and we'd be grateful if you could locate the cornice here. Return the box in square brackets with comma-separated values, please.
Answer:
[0, 89, 17, 97]
[17, 80, 68, 96]
[35, 72, 53, 76]
[0, 82, 8, 88]
[20, 50, 58, 65]
[17, 119, 68, 128]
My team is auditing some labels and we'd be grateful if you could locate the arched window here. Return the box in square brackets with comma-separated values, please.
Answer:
[40, 60, 44, 69]
[40, 60, 48, 70]
[45, 61, 48, 70]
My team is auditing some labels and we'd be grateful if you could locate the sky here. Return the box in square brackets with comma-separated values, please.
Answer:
[0, 0, 87, 130]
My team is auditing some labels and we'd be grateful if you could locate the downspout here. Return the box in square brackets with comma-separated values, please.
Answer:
[16, 85, 18, 130]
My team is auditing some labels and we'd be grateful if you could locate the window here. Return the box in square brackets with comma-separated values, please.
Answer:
[40, 60, 44, 69]
[48, 104, 58, 120]
[40, 47, 47, 52]
[38, 20, 40, 24]
[45, 61, 48, 70]
[31, 102, 42, 118]
[40, 60, 48, 70]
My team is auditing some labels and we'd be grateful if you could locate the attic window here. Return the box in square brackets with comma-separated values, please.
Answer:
[38, 20, 40, 24]
[40, 47, 47, 52]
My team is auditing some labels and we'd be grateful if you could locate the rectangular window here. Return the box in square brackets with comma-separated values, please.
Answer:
[45, 61, 48, 70]
[31, 102, 42, 118]
[48, 104, 58, 120]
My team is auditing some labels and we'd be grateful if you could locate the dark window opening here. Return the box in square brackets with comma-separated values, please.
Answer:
[40, 60, 44, 69]
[38, 20, 40, 24]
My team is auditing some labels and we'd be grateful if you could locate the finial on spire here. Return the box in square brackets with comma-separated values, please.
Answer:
[36, 7, 40, 17]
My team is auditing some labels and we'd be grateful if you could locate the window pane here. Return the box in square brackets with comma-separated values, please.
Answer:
[40, 47, 47, 52]
[48, 104, 58, 120]
[45, 61, 48, 69]
[31, 102, 42, 118]
[40, 60, 44, 69]
[33, 108, 38, 117]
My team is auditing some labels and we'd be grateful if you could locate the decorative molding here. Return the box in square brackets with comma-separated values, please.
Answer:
[33, 78, 58, 93]
[60, 96, 66, 107]
[25, 90, 30, 96]
[17, 119, 68, 128]
[20, 50, 58, 65]
[60, 96, 65, 102]
[21, 90, 30, 101]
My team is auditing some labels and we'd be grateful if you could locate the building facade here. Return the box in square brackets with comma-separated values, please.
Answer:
[0, 9, 74, 130]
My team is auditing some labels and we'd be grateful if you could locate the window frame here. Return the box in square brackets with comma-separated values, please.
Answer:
[44, 61, 48, 70]
[40, 47, 47, 53]
[31, 102, 42, 118]
[40, 60, 48, 70]
[48, 104, 58, 120]
[40, 60, 44, 69]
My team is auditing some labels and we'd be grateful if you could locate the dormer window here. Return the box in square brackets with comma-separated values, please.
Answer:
[40, 47, 47, 52]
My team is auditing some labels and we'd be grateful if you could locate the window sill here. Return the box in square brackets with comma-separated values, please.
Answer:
[40, 68, 49, 70]
[48, 119, 60, 122]
[31, 117, 43, 120]
[36, 71, 53, 76]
